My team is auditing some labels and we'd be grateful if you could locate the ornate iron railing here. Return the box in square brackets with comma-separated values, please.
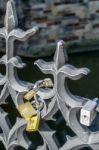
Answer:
[0, 0, 99, 150]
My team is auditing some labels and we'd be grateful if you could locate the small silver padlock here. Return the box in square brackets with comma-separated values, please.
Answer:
[80, 100, 97, 126]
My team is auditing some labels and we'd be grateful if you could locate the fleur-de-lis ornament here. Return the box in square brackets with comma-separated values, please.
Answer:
[35, 40, 90, 121]
[35, 40, 99, 149]
[0, 1, 59, 150]
[0, 0, 38, 105]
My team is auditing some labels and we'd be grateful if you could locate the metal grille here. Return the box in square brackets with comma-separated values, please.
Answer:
[0, 0, 99, 150]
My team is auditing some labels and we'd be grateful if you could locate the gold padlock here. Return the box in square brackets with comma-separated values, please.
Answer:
[24, 78, 53, 101]
[26, 115, 40, 132]
[17, 102, 41, 132]
[24, 90, 36, 101]
[17, 102, 37, 121]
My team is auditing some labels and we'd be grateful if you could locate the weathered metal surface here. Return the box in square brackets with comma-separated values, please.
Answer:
[0, 0, 99, 150]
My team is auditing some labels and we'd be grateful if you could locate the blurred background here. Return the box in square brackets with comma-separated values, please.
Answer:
[0, 0, 99, 57]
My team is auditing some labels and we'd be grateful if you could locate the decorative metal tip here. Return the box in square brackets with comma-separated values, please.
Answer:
[33, 26, 39, 34]
[83, 68, 90, 75]
[54, 40, 68, 69]
[57, 40, 65, 47]
[9, 0, 14, 2]
[4, 0, 18, 32]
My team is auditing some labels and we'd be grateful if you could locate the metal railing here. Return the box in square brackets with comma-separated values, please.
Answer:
[0, 0, 99, 150]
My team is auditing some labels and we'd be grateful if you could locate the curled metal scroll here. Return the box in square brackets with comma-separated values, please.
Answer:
[0, 0, 99, 150]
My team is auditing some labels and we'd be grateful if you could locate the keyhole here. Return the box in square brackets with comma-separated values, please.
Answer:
[83, 115, 88, 121]
[84, 115, 87, 118]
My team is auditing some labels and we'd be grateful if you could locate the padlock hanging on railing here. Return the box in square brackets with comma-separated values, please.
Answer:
[17, 102, 41, 132]
[17, 78, 53, 132]
[80, 100, 97, 126]
[24, 78, 53, 101]
[26, 111, 40, 132]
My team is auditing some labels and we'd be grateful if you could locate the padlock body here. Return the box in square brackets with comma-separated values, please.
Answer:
[24, 90, 36, 101]
[18, 102, 37, 120]
[26, 115, 40, 132]
[80, 101, 97, 126]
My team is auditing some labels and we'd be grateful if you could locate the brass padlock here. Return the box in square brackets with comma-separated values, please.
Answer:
[24, 78, 53, 101]
[26, 114, 40, 132]
[17, 102, 37, 121]
[17, 102, 41, 132]
[24, 89, 36, 101]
